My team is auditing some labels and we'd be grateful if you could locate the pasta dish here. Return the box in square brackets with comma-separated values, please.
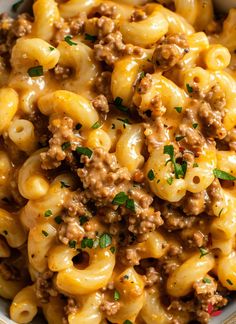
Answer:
[0, 0, 236, 323]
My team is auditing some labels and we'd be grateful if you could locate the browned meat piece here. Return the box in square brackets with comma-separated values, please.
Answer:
[92, 94, 109, 113]
[64, 297, 78, 316]
[118, 246, 140, 266]
[130, 9, 147, 22]
[178, 122, 205, 156]
[205, 84, 226, 114]
[54, 64, 72, 80]
[206, 178, 224, 216]
[40, 116, 80, 170]
[89, 3, 118, 19]
[137, 74, 152, 95]
[100, 300, 120, 316]
[64, 190, 88, 218]
[58, 217, 85, 245]
[95, 71, 112, 101]
[183, 191, 206, 216]
[144, 267, 160, 287]
[180, 228, 207, 248]
[77, 148, 130, 205]
[198, 101, 227, 139]
[152, 34, 189, 70]
[224, 127, 236, 151]
[0, 262, 20, 281]
[35, 271, 58, 303]
[96, 16, 116, 39]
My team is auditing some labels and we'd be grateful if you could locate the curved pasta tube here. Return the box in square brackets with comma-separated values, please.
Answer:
[20, 175, 71, 229]
[48, 245, 77, 272]
[167, 253, 215, 297]
[0, 209, 26, 248]
[11, 38, 60, 72]
[182, 67, 213, 94]
[56, 248, 115, 295]
[0, 150, 12, 186]
[18, 150, 49, 200]
[42, 296, 65, 324]
[108, 267, 145, 323]
[8, 119, 37, 153]
[85, 128, 111, 152]
[0, 273, 25, 300]
[120, 6, 168, 47]
[57, 40, 100, 98]
[32, 0, 60, 41]
[217, 252, 236, 290]
[38, 90, 98, 128]
[59, 0, 98, 18]
[203, 45, 231, 71]
[10, 285, 38, 324]
[185, 147, 216, 193]
[68, 292, 103, 324]
[218, 8, 236, 52]
[145, 146, 187, 202]
[0, 88, 18, 133]
[28, 223, 57, 273]
[111, 57, 140, 106]
[116, 124, 144, 174]
[0, 237, 10, 258]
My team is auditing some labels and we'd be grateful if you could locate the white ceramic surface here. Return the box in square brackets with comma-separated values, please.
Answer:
[0, 0, 236, 323]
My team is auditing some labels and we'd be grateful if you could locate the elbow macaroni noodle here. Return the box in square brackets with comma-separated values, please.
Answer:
[0, 0, 236, 323]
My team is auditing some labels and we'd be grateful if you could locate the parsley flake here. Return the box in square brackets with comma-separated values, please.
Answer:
[69, 240, 77, 248]
[226, 279, 233, 286]
[111, 123, 116, 129]
[92, 121, 101, 129]
[123, 321, 133, 324]
[148, 169, 155, 181]
[112, 192, 128, 205]
[110, 246, 116, 254]
[99, 233, 112, 249]
[85, 33, 97, 42]
[163, 145, 187, 179]
[42, 230, 48, 237]
[175, 135, 185, 142]
[61, 142, 71, 150]
[76, 123, 82, 130]
[139, 71, 145, 79]
[76, 147, 93, 158]
[167, 177, 173, 185]
[54, 216, 62, 224]
[60, 181, 70, 188]
[193, 163, 199, 168]
[193, 123, 198, 129]
[81, 237, 94, 249]
[199, 247, 209, 258]
[114, 290, 120, 301]
[213, 169, 236, 181]
[49, 46, 55, 51]
[114, 97, 129, 113]
[79, 216, 89, 225]
[44, 209, 52, 217]
[126, 198, 135, 212]
[186, 83, 193, 93]
[64, 35, 77, 46]
[28, 65, 43, 77]
[218, 208, 224, 217]
[175, 106, 182, 113]
[203, 277, 211, 284]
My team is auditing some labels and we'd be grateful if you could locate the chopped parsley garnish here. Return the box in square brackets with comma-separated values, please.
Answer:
[193, 163, 199, 168]
[114, 290, 120, 301]
[76, 123, 82, 130]
[175, 135, 185, 142]
[218, 208, 224, 217]
[114, 97, 129, 113]
[81, 237, 94, 249]
[112, 192, 128, 205]
[111, 123, 116, 129]
[213, 169, 236, 181]
[99, 233, 112, 248]
[163, 145, 187, 179]
[156, 179, 160, 184]
[123, 275, 129, 280]
[110, 246, 116, 254]
[126, 198, 135, 212]
[54, 216, 62, 224]
[199, 247, 209, 258]
[193, 123, 198, 129]
[79, 216, 89, 225]
[61, 142, 71, 150]
[175, 106, 182, 113]
[27, 65, 43, 77]
[123, 321, 133, 324]
[60, 181, 70, 188]
[186, 83, 193, 93]
[69, 240, 77, 248]
[92, 121, 101, 129]
[167, 177, 173, 185]
[203, 277, 211, 284]
[139, 71, 145, 79]
[85, 33, 97, 42]
[42, 230, 49, 237]
[76, 147, 93, 158]
[44, 209, 52, 217]
[226, 279, 233, 286]
[49, 46, 55, 51]
[64, 35, 77, 46]
[147, 169, 155, 181]
[12, 0, 23, 12]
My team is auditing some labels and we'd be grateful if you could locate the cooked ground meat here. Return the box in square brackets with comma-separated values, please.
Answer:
[144, 266, 160, 287]
[180, 228, 207, 248]
[77, 148, 130, 205]
[183, 191, 206, 216]
[92, 94, 109, 113]
[96, 16, 116, 39]
[40, 116, 80, 170]
[64, 297, 78, 316]
[64, 190, 88, 218]
[130, 9, 147, 22]
[95, 71, 112, 101]
[224, 127, 236, 151]
[35, 271, 58, 303]
[137, 73, 152, 95]
[118, 246, 141, 266]
[54, 64, 72, 80]
[58, 217, 85, 245]
[89, 3, 118, 19]
[100, 300, 120, 316]
[0, 262, 20, 281]
[152, 34, 189, 70]
[206, 178, 224, 216]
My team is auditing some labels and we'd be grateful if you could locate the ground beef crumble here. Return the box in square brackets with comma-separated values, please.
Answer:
[0, 262, 20, 281]
[35, 271, 58, 303]
[100, 300, 120, 316]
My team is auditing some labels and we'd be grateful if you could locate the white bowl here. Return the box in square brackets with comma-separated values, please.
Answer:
[0, 0, 236, 323]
